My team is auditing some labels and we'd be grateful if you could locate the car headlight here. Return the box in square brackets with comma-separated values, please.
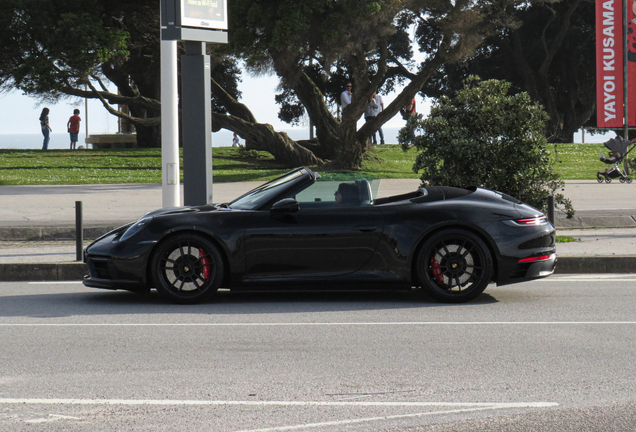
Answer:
[119, 217, 152, 242]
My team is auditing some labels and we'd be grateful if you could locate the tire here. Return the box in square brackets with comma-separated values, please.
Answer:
[597, 175, 604, 183]
[620, 177, 626, 183]
[151, 233, 224, 304]
[627, 177, 633, 184]
[415, 229, 493, 303]
[605, 178, 612, 183]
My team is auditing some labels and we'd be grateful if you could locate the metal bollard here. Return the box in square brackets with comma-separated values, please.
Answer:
[547, 195, 555, 226]
[76, 201, 83, 261]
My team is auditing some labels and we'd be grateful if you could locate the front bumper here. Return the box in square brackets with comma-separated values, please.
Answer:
[83, 228, 153, 292]
[84, 254, 148, 292]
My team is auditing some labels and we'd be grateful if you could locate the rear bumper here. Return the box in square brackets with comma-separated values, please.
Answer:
[524, 253, 557, 279]
[497, 253, 556, 286]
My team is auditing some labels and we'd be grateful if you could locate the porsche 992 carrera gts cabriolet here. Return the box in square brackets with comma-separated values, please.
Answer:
[84, 167, 556, 304]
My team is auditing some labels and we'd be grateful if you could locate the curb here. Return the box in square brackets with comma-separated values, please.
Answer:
[0, 257, 633, 282]
[0, 226, 116, 241]
[555, 256, 636, 274]
[556, 216, 636, 229]
[0, 263, 87, 281]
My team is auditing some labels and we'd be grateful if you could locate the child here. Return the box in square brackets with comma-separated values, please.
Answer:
[232, 133, 241, 147]
[67, 109, 81, 149]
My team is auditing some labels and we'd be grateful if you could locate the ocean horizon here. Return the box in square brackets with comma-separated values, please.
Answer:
[0, 127, 404, 150]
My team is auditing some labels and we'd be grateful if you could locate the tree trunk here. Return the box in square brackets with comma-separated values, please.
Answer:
[135, 124, 161, 148]
[212, 113, 324, 166]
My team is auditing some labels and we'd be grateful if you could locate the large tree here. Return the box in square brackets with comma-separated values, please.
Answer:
[0, 0, 169, 147]
[1, 0, 523, 166]
[421, 0, 595, 143]
[213, 0, 520, 168]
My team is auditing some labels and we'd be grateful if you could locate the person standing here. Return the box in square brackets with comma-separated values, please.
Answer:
[373, 92, 385, 144]
[401, 98, 417, 145]
[402, 98, 416, 119]
[67, 109, 81, 149]
[39, 108, 52, 150]
[364, 93, 379, 145]
[340, 82, 352, 110]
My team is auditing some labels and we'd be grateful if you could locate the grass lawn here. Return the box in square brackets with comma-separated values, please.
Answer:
[0, 142, 624, 185]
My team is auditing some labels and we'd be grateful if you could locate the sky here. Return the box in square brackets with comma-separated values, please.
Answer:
[0, 70, 605, 143]
[0, 73, 412, 138]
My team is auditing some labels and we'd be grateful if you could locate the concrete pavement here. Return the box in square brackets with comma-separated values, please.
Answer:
[1, 179, 635, 281]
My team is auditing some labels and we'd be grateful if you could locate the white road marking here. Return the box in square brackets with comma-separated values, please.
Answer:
[2, 322, 636, 326]
[0, 399, 556, 431]
[547, 275, 636, 281]
[0, 399, 557, 408]
[24, 414, 82, 424]
[27, 281, 83, 285]
[233, 406, 539, 432]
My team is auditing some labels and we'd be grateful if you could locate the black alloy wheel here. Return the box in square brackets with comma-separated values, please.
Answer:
[151, 233, 224, 304]
[416, 229, 493, 303]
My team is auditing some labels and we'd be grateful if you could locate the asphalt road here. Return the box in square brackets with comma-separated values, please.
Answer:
[1, 276, 636, 431]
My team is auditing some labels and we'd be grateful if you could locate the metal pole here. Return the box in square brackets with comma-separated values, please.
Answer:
[181, 41, 213, 206]
[85, 84, 89, 148]
[547, 196, 555, 227]
[624, 0, 631, 175]
[161, 39, 181, 208]
[624, 0, 629, 141]
[75, 201, 83, 262]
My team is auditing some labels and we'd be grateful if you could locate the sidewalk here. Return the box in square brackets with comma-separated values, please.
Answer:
[1, 180, 635, 281]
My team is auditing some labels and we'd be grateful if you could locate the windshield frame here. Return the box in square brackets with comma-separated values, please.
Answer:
[229, 167, 316, 210]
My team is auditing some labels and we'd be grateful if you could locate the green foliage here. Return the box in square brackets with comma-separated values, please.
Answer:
[556, 236, 578, 243]
[0, 146, 421, 185]
[400, 77, 574, 217]
[420, 1, 595, 143]
[0, 0, 131, 95]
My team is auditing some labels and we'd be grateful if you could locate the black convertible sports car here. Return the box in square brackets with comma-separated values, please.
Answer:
[84, 167, 556, 304]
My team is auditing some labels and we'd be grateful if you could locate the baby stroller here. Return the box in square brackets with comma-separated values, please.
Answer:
[597, 136, 634, 183]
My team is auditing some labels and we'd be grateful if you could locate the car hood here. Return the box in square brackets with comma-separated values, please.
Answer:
[141, 204, 222, 219]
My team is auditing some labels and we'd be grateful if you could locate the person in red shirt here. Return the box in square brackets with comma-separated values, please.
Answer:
[67, 109, 81, 149]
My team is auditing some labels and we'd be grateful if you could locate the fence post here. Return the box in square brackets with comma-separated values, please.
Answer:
[76, 201, 83, 261]
[547, 195, 555, 226]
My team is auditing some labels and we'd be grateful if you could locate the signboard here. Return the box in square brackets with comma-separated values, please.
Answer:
[596, 0, 624, 128]
[181, 0, 227, 30]
[161, 0, 228, 42]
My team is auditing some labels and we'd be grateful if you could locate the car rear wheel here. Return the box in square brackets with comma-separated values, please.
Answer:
[151, 233, 224, 304]
[416, 229, 493, 303]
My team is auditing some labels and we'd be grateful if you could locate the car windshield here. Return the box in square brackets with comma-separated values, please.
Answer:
[229, 169, 308, 210]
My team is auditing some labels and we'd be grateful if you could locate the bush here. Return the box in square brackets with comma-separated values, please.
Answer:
[399, 77, 574, 217]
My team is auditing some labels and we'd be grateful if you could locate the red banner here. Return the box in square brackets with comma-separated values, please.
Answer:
[596, 0, 624, 128]
[627, 0, 636, 126]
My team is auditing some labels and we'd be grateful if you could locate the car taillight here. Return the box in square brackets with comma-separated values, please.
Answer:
[518, 254, 554, 263]
[513, 216, 548, 226]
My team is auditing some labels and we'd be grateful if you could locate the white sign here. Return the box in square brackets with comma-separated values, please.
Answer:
[181, 0, 227, 30]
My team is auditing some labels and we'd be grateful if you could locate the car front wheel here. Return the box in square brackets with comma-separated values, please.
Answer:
[151, 233, 224, 304]
[416, 229, 493, 303]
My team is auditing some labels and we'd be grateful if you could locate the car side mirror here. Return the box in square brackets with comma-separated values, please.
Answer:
[270, 198, 299, 216]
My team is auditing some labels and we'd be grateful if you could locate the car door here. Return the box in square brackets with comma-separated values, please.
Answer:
[243, 204, 384, 280]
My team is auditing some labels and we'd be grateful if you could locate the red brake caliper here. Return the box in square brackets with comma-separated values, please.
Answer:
[199, 249, 211, 281]
[430, 257, 444, 285]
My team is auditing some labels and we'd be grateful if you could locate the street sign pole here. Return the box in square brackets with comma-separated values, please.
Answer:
[182, 41, 213, 205]
[161, 39, 180, 208]
[160, 0, 227, 207]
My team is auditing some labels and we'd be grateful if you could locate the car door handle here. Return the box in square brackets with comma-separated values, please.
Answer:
[355, 225, 377, 232]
